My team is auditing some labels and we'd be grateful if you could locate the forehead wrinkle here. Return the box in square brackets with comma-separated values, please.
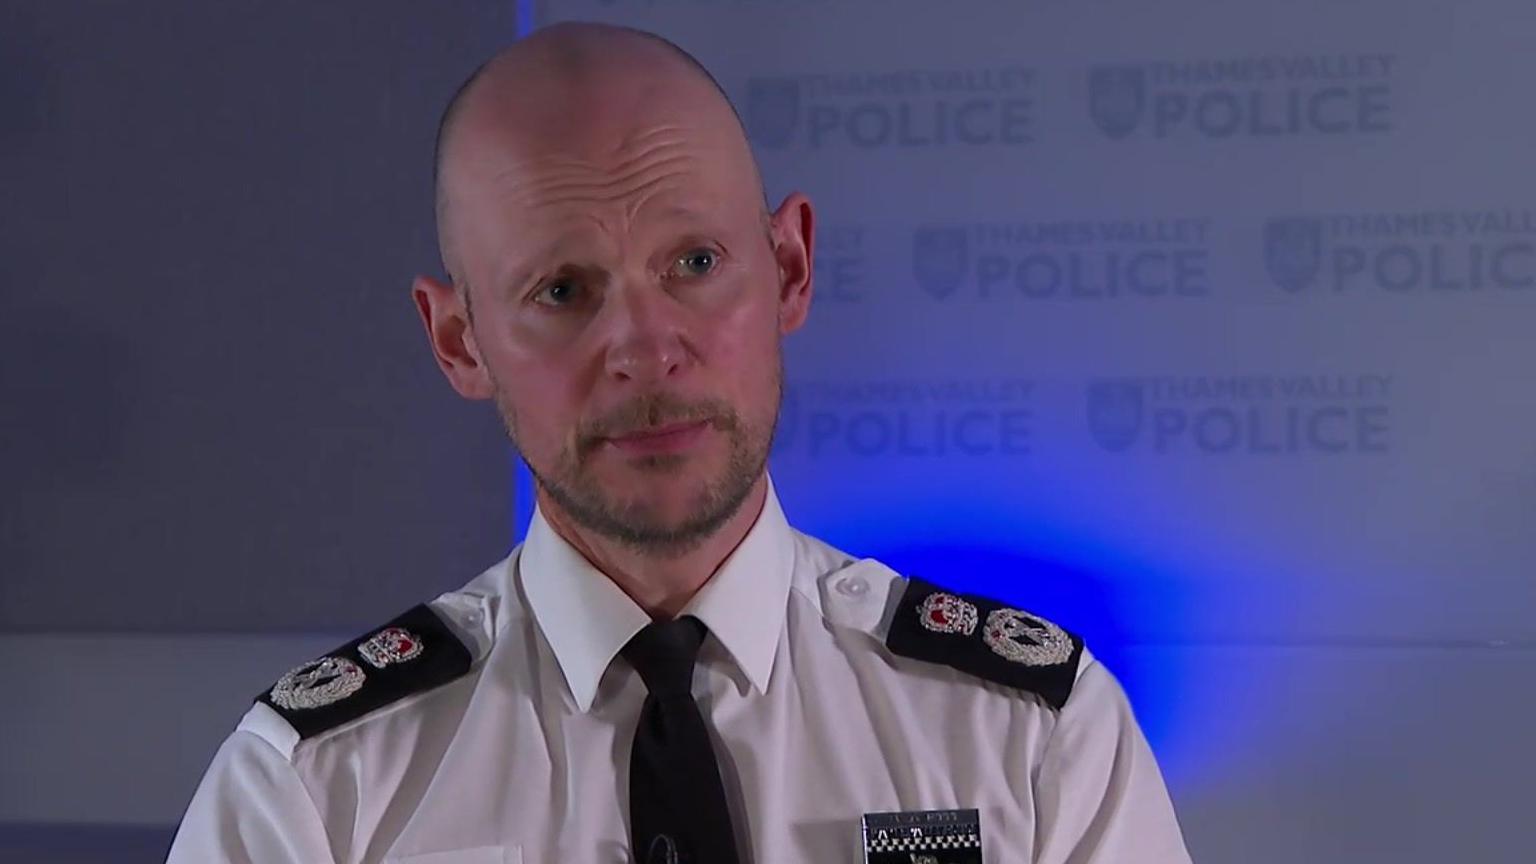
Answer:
[494, 125, 709, 193]
[597, 124, 697, 164]
[480, 163, 698, 259]
[536, 128, 691, 171]
[487, 136, 728, 234]
[521, 153, 696, 205]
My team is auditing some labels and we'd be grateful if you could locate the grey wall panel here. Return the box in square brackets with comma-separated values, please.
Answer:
[1, 1, 524, 633]
[0, 823, 174, 864]
[0, 634, 340, 824]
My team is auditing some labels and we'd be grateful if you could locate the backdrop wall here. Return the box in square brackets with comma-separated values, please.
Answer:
[1, 1, 1531, 861]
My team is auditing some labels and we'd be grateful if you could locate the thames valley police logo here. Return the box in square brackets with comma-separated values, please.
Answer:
[912, 227, 970, 299]
[1086, 379, 1144, 451]
[1263, 217, 1324, 292]
[1089, 65, 1146, 139]
[745, 78, 801, 150]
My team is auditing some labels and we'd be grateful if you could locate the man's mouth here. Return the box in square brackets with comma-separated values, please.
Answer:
[603, 420, 711, 456]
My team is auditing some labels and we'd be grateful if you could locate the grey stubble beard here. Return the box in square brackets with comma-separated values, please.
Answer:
[490, 361, 781, 559]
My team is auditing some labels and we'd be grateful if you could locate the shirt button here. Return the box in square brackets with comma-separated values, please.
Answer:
[835, 575, 869, 598]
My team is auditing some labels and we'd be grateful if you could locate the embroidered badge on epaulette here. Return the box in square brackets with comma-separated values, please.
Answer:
[257, 604, 473, 739]
[885, 576, 1083, 710]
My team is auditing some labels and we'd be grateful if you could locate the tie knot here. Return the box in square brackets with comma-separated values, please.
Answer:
[622, 616, 706, 697]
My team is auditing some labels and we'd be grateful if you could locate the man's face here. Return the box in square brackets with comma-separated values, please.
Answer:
[432, 74, 811, 553]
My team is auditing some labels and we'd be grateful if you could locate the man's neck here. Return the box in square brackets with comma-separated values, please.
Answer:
[537, 476, 769, 620]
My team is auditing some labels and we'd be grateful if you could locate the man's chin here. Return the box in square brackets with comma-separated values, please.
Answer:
[532, 431, 767, 550]
[605, 485, 726, 531]
[574, 472, 759, 550]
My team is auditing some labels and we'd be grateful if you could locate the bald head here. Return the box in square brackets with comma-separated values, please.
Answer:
[432, 23, 765, 287]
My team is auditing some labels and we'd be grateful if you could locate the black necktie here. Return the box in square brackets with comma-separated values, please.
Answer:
[621, 616, 742, 864]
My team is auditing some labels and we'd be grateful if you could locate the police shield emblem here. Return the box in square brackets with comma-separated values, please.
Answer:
[1085, 379, 1143, 451]
[1088, 65, 1145, 139]
[1264, 217, 1323, 292]
[912, 226, 969, 300]
[745, 78, 801, 150]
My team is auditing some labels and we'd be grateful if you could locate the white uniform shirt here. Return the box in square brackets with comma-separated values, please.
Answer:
[167, 485, 1192, 863]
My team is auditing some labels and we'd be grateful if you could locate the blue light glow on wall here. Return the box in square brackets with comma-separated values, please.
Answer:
[511, 3, 1536, 829]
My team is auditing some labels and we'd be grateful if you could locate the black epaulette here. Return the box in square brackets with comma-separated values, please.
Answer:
[885, 576, 1084, 710]
[256, 604, 474, 739]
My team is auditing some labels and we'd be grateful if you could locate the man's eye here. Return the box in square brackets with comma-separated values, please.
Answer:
[533, 279, 581, 306]
[672, 248, 718, 277]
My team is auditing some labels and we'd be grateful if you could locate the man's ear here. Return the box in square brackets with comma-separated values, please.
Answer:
[768, 191, 815, 334]
[411, 274, 494, 400]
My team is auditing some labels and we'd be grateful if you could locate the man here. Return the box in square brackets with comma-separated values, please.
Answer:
[167, 22, 1192, 864]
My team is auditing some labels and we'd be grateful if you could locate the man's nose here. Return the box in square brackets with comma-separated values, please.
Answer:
[598, 281, 689, 385]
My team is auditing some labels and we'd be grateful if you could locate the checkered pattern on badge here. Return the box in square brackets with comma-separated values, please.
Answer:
[866, 831, 982, 852]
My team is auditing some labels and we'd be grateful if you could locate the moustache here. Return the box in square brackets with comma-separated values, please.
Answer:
[576, 394, 739, 454]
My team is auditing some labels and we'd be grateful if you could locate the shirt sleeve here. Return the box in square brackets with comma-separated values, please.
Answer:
[165, 729, 338, 864]
[1031, 655, 1192, 864]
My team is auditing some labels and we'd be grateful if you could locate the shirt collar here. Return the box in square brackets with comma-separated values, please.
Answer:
[519, 477, 795, 713]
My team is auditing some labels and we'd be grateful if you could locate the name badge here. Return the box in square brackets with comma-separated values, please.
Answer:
[861, 808, 982, 863]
